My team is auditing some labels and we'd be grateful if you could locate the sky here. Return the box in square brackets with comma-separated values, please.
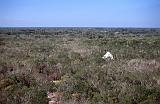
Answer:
[0, 0, 160, 27]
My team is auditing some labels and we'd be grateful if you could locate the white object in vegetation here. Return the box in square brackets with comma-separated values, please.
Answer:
[102, 51, 113, 60]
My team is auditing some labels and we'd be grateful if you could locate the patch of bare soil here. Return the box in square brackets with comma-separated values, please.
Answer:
[47, 92, 63, 104]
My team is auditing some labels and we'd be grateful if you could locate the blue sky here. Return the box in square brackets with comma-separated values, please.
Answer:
[0, 0, 160, 27]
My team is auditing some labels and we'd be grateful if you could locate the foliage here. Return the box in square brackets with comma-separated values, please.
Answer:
[0, 28, 160, 104]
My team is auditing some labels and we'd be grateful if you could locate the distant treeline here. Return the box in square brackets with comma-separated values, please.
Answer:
[0, 28, 160, 37]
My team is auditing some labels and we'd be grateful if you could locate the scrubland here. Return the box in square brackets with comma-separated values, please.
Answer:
[0, 28, 160, 104]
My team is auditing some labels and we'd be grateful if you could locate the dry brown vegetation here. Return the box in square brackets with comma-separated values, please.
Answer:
[0, 28, 160, 104]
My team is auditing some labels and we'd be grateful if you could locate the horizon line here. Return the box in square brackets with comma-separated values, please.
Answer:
[0, 26, 160, 29]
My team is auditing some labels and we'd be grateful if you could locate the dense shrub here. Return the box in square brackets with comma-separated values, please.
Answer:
[0, 29, 160, 104]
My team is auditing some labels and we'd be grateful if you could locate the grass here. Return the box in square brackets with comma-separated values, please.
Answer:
[0, 30, 160, 104]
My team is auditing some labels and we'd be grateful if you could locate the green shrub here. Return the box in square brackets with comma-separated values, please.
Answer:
[31, 90, 48, 104]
